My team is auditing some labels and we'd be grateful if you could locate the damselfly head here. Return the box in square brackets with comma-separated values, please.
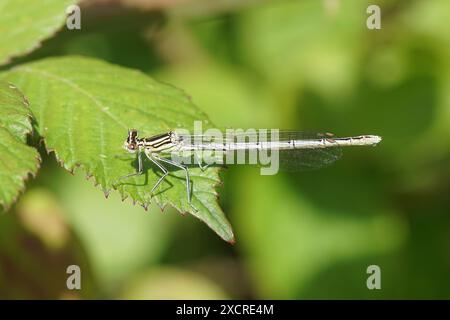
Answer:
[124, 129, 139, 153]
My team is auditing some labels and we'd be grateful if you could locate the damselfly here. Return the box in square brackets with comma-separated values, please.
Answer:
[116, 129, 382, 208]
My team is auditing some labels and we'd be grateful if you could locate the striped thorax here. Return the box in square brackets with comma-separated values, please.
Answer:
[123, 129, 177, 153]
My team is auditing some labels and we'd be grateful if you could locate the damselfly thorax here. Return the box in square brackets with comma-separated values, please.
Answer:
[124, 129, 178, 153]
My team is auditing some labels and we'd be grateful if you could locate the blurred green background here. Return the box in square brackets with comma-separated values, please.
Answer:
[1, 0, 450, 299]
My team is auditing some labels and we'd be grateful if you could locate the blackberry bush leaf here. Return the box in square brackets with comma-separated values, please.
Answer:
[1, 56, 234, 242]
[0, 0, 77, 65]
[0, 82, 41, 211]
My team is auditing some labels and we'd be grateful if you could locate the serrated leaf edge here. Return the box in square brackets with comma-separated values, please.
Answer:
[0, 83, 42, 211]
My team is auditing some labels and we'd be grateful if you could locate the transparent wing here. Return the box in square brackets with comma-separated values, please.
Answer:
[175, 130, 343, 171]
[276, 131, 342, 171]
[277, 148, 342, 171]
[177, 130, 338, 142]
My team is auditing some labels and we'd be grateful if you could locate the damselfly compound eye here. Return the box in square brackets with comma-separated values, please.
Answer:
[127, 129, 138, 143]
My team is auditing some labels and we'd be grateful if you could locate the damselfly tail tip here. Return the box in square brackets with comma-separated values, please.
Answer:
[366, 135, 382, 145]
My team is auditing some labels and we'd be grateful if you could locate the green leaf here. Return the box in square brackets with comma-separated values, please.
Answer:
[1, 56, 234, 242]
[0, 0, 77, 66]
[0, 82, 41, 211]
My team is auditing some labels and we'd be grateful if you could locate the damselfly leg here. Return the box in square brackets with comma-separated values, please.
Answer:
[146, 155, 169, 195]
[194, 152, 210, 171]
[113, 151, 144, 187]
[144, 151, 197, 212]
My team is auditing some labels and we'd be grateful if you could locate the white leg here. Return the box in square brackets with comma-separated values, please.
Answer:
[144, 151, 169, 195]
[113, 152, 143, 187]
[194, 152, 208, 171]
[153, 154, 194, 208]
